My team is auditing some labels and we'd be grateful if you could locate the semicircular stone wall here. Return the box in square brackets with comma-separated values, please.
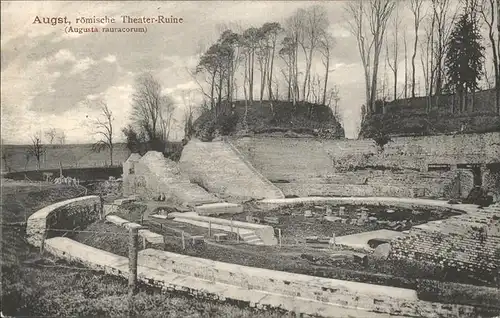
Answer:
[26, 195, 102, 247]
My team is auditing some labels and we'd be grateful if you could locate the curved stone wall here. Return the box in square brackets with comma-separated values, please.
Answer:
[26, 195, 102, 247]
[43, 237, 482, 318]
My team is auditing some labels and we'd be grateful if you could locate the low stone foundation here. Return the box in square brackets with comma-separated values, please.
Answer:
[170, 212, 277, 245]
[194, 202, 243, 216]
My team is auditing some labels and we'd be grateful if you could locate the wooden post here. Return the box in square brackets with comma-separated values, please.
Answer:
[230, 219, 234, 236]
[141, 215, 144, 225]
[237, 227, 240, 242]
[40, 231, 47, 256]
[278, 228, 282, 247]
[208, 220, 212, 237]
[182, 231, 185, 250]
[128, 227, 139, 317]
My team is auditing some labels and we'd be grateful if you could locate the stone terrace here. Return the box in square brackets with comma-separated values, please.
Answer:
[390, 204, 500, 276]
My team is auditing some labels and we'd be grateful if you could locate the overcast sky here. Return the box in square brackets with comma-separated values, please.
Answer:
[2, 0, 485, 144]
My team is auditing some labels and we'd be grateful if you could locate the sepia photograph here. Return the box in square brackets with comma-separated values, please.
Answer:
[1, 0, 499, 317]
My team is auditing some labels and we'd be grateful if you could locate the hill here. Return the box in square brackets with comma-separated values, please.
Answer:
[359, 88, 500, 138]
[193, 100, 345, 140]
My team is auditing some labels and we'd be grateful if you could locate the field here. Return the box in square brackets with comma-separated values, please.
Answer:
[0, 180, 292, 317]
[1, 143, 131, 173]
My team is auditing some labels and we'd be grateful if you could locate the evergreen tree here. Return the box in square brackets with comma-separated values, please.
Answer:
[444, 8, 485, 112]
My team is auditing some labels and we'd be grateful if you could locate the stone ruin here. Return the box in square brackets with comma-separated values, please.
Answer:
[53, 176, 80, 187]
[390, 204, 500, 280]
[121, 151, 220, 207]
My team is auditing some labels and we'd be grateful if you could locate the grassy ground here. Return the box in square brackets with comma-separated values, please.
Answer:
[0, 180, 293, 317]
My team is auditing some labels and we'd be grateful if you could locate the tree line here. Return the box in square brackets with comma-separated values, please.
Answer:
[192, 5, 340, 122]
[345, 0, 499, 118]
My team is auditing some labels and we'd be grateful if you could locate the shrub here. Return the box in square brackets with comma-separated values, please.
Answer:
[372, 132, 392, 153]
[217, 112, 239, 135]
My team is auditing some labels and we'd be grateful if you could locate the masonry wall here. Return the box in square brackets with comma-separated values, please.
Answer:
[232, 133, 499, 197]
[390, 213, 500, 278]
[233, 133, 499, 176]
[26, 195, 102, 247]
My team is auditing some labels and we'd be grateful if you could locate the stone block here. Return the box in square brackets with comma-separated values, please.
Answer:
[103, 204, 119, 216]
[324, 216, 342, 223]
[138, 229, 165, 245]
[113, 197, 136, 206]
[339, 207, 346, 216]
[191, 235, 204, 245]
[373, 243, 391, 259]
[305, 236, 319, 243]
[105, 215, 130, 226]
[124, 222, 143, 230]
[214, 233, 228, 242]
[304, 210, 313, 217]
[325, 206, 332, 215]
[264, 216, 280, 224]
[195, 203, 243, 216]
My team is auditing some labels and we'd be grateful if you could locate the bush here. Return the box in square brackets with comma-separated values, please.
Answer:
[192, 100, 345, 139]
[218, 112, 239, 135]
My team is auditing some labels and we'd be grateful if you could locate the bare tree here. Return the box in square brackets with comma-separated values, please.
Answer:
[181, 89, 197, 140]
[319, 33, 335, 105]
[326, 85, 341, 119]
[479, 0, 500, 113]
[28, 135, 44, 170]
[57, 131, 66, 145]
[432, 0, 459, 96]
[386, 3, 402, 101]
[368, 0, 396, 112]
[344, 0, 396, 114]
[266, 23, 282, 101]
[90, 100, 114, 166]
[403, 29, 409, 99]
[298, 5, 330, 102]
[131, 73, 174, 142]
[420, 16, 435, 107]
[1, 140, 12, 173]
[483, 63, 495, 89]
[285, 9, 304, 104]
[159, 98, 176, 142]
[410, 0, 426, 98]
[345, 1, 373, 113]
[44, 128, 57, 144]
[279, 36, 297, 105]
